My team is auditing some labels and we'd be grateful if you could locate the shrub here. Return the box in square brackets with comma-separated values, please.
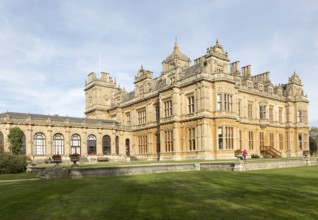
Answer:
[7, 127, 24, 155]
[0, 153, 27, 174]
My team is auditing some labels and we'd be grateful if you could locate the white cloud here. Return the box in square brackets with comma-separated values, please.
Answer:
[0, 0, 317, 126]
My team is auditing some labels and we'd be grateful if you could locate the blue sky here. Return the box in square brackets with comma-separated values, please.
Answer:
[0, 0, 318, 126]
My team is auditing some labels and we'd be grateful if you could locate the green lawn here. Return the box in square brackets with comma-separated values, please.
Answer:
[0, 172, 36, 180]
[1, 166, 318, 220]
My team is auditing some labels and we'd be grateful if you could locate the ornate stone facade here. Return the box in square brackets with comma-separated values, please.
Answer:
[0, 40, 309, 162]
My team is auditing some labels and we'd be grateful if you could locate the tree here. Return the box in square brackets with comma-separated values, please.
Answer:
[7, 127, 24, 155]
[309, 136, 317, 155]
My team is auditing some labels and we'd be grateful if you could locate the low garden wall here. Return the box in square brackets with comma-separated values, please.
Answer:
[30, 157, 318, 178]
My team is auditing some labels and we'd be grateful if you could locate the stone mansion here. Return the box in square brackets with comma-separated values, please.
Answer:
[0, 40, 309, 162]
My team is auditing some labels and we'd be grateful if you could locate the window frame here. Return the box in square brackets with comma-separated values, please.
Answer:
[102, 135, 111, 155]
[33, 132, 46, 155]
[53, 133, 64, 155]
[87, 134, 97, 155]
[71, 134, 81, 154]
[188, 128, 196, 151]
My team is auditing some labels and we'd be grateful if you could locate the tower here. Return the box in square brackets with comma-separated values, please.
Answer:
[84, 72, 118, 119]
[161, 41, 191, 84]
[194, 39, 230, 74]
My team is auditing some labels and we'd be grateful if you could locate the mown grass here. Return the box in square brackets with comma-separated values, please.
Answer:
[0, 166, 318, 220]
[0, 172, 36, 180]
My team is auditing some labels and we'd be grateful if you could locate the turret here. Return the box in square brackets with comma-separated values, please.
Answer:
[194, 39, 230, 74]
[134, 65, 153, 98]
[161, 41, 191, 84]
[84, 72, 118, 119]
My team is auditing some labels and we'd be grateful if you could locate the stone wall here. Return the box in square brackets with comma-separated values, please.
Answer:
[31, 158, 318, 178]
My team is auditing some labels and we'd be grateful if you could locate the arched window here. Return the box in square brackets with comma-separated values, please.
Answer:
[0, 131, 4, 153]
[71, 134, 81, 154]
[102, 135, 111, 155]
[53, 133, 64, 155]
[34, 133, 46, 155]
[87, 134, 96, 155]
[115, 136, 119, 155]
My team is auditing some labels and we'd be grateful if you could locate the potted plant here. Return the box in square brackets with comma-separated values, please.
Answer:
[303, 150, 310, 157]
[26, 156, 33, 164]
[69, 153, 80, 165]
[52, 154, 62, 163]
[234, 149, 242, 157]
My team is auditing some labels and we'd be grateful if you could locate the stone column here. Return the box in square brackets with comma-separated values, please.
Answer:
[26, 125, 33, 156]
[172, 88, 180, 117]
[196, 84, 201, 112]
[173, 124, 180, 160]
[197, 123, 202, 151]
[201, 121, 209, 151]
[82, 130, 87, 155]
[64, 129, 70, 155]
[97, 130, 102, 155]
[47, 127, 52, 155]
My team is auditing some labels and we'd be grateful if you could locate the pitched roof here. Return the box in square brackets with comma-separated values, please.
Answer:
[0, 112, 118, 124]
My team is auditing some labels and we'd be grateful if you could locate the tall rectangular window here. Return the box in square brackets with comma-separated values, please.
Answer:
[164, 100, 172, 117]
[188, 128, 196, 151]
[297, 110, 302, 122]
[248, 131, 254, 150]
[279, 108, 283, 123]
[260, 105, 266, 119]
[155, 105, 160, 122]
[218, 127, 233, 149]
[217, 94, 222, 110]
[156, 133, 160, 153]
[269, 107, 274, 122]
[138, 136, 147, 154]
[218, 127, 223, 149]
[126, 112, 131, 125]
[224, 94, 233, 111]
[260, 132, 264, 148]
[225, 127, 234, 149]
[279, 134, 283, 150]
[164, 130, 173, 152]
[217, 94, 232, 111]
[298, 134, 303, 150]
[248, 103, 253, 119]
[188, 96, 195, 113]
[270, 133, 274, 148]
[138, 109, 146, 125]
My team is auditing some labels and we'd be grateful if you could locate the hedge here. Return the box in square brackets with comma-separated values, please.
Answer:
[0, 153, 27, 174]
